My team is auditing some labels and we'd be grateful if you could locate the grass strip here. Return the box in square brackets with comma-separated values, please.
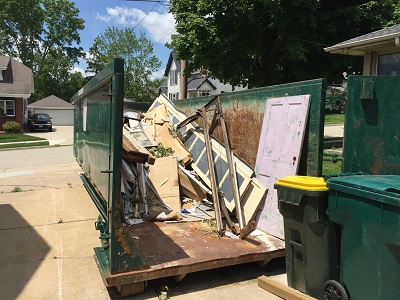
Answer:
[0, 133, 47, 143]
[324, 113, 345, 125]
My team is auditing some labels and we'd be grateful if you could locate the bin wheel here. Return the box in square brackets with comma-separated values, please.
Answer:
[323, 280, 349, 300]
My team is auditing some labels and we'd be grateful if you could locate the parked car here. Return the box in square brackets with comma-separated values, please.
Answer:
[28, 113, 52, 132]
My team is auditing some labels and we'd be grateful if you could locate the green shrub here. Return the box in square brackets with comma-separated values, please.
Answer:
[2, 121, 22, 133]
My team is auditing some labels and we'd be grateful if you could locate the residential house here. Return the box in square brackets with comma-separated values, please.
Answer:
[28, 95, 74, 126]
[324, 24, 400, 76]
[0, 56, 34, 128]
[163, 52, 247, 100]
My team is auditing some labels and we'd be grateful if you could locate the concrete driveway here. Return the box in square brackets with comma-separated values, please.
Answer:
[0, 146, 288, 300]
[25, 126, 74, 146]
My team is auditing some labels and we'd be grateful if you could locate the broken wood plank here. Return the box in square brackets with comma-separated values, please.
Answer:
[258, 276, 316, 300]
[122, 127, 155, 165]
[239, 221, 256, 239]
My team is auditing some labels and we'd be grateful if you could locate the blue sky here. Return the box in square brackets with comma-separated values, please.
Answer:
[71, 0, 175, 79]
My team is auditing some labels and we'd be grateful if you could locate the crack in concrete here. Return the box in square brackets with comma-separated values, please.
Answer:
[0, 184, 61, 189]
[0, 256, 94, 267]
[29, 227, 45, 261]
[0, 218, 97, 231]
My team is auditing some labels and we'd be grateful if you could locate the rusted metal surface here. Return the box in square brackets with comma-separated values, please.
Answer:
[175, 78, 327, 176]
[105, 220, 285, 287]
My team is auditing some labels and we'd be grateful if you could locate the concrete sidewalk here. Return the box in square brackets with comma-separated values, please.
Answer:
[324, 125, 344, 138]
[0, 160, 289, 300]
[0, 164, 109, 300]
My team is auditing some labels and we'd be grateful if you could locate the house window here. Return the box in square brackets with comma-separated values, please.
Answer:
[377, 52, 400, 75]
[170, 70, 178, 85]
[169, 92, 179, 101]
[199, 90, 212, 97]
[0, 99, 15, 116]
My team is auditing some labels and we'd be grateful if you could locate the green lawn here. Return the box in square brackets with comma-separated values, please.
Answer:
[0, 133, 47, 143]
[322, 160, 342, 176]
[325, 113, 345, 125]
[0, 133, 49, 149]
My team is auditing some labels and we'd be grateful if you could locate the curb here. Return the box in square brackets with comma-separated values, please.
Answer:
[0, 143, 73, 151]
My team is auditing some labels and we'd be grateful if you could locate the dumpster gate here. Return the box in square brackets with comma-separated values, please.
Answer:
[72, 59, 148, 279]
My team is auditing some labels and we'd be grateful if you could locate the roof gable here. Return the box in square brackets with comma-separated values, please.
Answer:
[187, 77, 217, 90]
[164, 52, 181, 76]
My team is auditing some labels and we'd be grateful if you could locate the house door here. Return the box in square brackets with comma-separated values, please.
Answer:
[255, 95, 311, 239]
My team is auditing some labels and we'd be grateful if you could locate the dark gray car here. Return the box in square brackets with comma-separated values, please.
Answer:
[28, 113, 52, 132]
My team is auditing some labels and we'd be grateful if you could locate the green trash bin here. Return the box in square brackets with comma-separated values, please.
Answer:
[327, 175, 400, 300]
[275, 176, 340, 299]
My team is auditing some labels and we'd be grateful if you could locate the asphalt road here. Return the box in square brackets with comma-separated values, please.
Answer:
[0, 145, 75, 171]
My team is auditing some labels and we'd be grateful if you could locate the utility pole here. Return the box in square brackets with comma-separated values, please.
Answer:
[180, 60, 187, 99]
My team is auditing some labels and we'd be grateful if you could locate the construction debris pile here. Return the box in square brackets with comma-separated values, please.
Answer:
[120, 94, 267, 239]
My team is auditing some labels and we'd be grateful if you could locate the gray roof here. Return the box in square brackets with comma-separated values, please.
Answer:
[187, 77, 217, 90]
[0, 56, 34, 95]
[324, 24, 400, 55]
[29, 95, 73, 108]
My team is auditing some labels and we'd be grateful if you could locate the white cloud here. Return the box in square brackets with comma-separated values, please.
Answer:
[151, 69, 166, 80]
[96, 6, 176, 44]
[70, 55, 95, 77]
[71, 65, 85, 75]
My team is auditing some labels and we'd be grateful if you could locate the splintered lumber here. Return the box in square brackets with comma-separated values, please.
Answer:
[122, 128, 155, 165]
[258, 276, 316, 300]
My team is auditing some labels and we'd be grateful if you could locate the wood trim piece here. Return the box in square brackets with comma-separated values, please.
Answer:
[258, 276, 316, 300]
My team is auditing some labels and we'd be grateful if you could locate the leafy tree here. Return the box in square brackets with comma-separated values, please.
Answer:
[0, 0, 85, 99]
[169, 0, 400, 88]
[33, 50, 88, 101]
[86, 27, 162, 102]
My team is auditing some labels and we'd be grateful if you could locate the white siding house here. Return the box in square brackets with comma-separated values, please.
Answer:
[163, 52, 247, 100]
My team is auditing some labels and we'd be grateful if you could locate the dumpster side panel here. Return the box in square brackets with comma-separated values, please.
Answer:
[174, 78, 327, 176]
[328, 188, 400, 300]
[343, 75, 400, 175]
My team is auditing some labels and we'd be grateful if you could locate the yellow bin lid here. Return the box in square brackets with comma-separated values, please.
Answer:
[275, 176, 328, 191]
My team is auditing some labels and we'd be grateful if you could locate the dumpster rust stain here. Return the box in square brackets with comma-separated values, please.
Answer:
[179, 102, 263, 168]
[116, 228, 132, 255]
[222, 108, 264, 168]
[114, 203, 133, 255]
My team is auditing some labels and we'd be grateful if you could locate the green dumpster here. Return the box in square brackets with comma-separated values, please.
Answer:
[275, 176, 340, 299]
[327, 175, 400, 300]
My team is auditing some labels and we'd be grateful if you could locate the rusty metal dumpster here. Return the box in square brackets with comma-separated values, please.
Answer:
[71, 59, 287, 296]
